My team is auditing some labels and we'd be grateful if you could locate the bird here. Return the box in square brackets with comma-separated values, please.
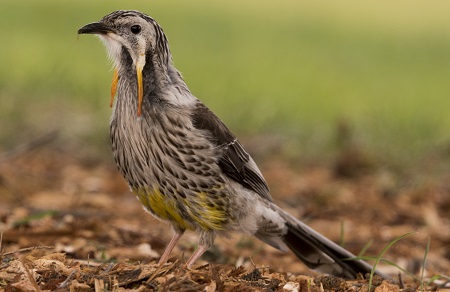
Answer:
[78, 10, 384, 279]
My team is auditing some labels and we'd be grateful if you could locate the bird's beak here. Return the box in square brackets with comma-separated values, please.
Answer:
[78, 22, 113, 35]
[78, 22, 122, 111]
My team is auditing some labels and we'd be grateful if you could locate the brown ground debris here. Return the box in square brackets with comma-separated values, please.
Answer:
[0, 144, 449, 291]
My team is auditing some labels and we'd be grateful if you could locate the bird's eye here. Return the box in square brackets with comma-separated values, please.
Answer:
[130, 25, 141, 34]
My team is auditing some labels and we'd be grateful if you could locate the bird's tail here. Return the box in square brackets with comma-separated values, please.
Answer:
[275, 206, 386, 279]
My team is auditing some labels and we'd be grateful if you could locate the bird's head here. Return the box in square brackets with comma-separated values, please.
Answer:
[78, 10, 170, 116]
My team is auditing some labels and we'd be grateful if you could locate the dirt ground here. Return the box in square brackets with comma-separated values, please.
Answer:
[0, 138, 449, 291]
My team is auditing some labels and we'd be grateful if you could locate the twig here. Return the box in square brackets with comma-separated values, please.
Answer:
[118, 273, 153, 287]
[210, 264, 224, 291]
[144, 260, 179, 285]
[0, 262, 9, 270]
[2, 229, 73, 241]
[70, 259, 102, 267]
[194, 263, 209, 271]
[58, 270, 77, 289]
[398, 273, 404, 289]
[0, 229, 3, 260]
[249, 256, 256, 269]
[2, 245, 54, 257]
[0, 130, 58, 164]
[19, 257, 41, 292]
[104, 262, 116, 273]
[94, 278, 105, 292]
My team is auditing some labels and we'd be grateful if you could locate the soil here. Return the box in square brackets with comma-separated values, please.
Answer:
[0, 141, 449, 291]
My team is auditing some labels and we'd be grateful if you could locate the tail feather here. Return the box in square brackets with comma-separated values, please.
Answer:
[278, 208, 386, 279]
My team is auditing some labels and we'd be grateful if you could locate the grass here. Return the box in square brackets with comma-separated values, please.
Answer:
[420, 237, 431, 291]
[1, 0, 450, 169]
[356, 233, 447, 290]
[366, 232, 414, 291]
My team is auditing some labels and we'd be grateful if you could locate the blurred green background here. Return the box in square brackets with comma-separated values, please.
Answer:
[1, 0, 450, 171]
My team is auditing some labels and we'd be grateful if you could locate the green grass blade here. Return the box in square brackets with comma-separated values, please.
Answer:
[357, 239, 373, 257]
[420, 237, 431, 291]
[368, 232, 415, 291]
[427, 274, 450, 286]
[354, 256, 420, 282]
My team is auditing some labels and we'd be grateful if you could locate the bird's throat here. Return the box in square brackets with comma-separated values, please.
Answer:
[110, 63, 145, 116]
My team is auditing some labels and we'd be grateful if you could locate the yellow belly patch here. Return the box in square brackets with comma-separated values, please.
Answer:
[134, 187, 228, 231]
[190, 192, 227, 230]
[134, 187, 192, 230]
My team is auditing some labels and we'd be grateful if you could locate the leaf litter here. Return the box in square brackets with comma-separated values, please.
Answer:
[0, 142, 449, 291]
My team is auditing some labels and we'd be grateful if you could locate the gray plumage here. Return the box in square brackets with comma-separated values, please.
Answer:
[78, 10, 385, 279]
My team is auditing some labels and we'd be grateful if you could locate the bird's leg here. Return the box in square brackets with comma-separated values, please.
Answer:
[185, 231, 215, 268]
[158, 231, 184, 265]
[185, 244, 208, 268]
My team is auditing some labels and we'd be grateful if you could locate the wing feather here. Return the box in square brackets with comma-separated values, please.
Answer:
[191, 102, 272, 201]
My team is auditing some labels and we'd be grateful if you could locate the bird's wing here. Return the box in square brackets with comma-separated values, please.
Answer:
[191, 102, 272, 202]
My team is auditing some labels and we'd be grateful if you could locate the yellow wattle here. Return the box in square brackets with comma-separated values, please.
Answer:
[136, 65, 144, 116]
[110, 68, 119, 107]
